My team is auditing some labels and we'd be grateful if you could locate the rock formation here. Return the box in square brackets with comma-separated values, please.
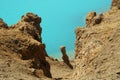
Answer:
[0, 18, 8, 29]
[86, 12, 96, 27]
[86, 12, 103, 27]
[60, 46, 73, 69]
[0, 12, 74, 80]
[0, 13, 52, 78]
[73, 1, 120, 80]
[111, 0, 120, 9]
[1, 0, 120, 80]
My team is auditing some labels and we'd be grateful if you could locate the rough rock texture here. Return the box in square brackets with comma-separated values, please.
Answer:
[86, 12, 103, 27]
[0, 18, 8, 29]
[86, 12, 96, 27]
[111, 0, 120, 9]
[0, 13, 74, 80]
[0, 13, 52, 79]
[60, 46, 73, 69]
[73, 4, 120, 80]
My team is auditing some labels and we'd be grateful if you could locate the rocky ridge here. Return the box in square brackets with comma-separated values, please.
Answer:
[0, 0, 120, 80]
[0, 12, 52, 79]
[73, 0, 120, 80]
[0, 13, 73, 80]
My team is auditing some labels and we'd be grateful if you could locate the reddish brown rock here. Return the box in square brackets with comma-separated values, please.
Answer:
[60, 46, 73, 69]
[15, 13, 42, 42]
[0, 18, 8, 29]
[0, 12, 52, 78]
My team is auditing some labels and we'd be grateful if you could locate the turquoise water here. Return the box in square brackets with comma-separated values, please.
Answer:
[0, 0, 112, 59]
